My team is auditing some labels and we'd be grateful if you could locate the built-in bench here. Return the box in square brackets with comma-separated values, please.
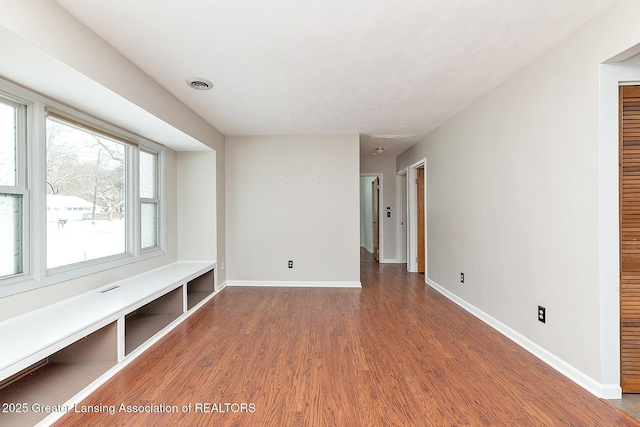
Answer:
[0, 261, 217, 427]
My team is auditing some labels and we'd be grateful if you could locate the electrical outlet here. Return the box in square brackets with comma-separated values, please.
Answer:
[288, 260, 293, 268]
[221, 262, 225, 270]
[460, 273, 464, 283]
[538, 306, 546, 323]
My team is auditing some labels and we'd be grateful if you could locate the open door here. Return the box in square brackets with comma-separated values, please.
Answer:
[416, 167, 425, 272]
[398, 171, 408, 264]
[372, 177, 380, 262]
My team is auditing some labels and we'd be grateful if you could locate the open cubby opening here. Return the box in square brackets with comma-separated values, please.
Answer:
[186, 269, 215, 310]
[0, 322, 118, 427]
[124, 287, 183, 355]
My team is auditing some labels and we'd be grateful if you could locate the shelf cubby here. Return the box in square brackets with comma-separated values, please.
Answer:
[0, 321, 118, 427]
[124, 286, 183, 355]
[0, 262, 215, 427]
[186, 268, 215, 310]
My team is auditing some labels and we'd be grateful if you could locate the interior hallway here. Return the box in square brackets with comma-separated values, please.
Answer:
[54, 252, 639, 426]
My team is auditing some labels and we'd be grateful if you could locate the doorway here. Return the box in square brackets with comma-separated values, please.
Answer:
[360, 174, 382, 262]
[620, 84, 640, 392]
[406, 160, 426, 275]
[397, 171, 408, 264]
[372, 177, 380, 262]
[416, 166, 425, 273]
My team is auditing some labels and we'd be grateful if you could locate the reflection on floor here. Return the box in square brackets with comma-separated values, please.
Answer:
[360, 247, 377, 263]
[610, 394, 640, 421]
[360, 247, 640, 421]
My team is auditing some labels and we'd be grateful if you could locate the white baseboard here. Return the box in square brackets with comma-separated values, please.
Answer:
[227, 280, 361, 288]
[426, 278, 622, 399]
[380, 258, 397, 264]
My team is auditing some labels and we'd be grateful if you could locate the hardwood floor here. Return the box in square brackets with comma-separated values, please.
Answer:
[55, 254, 640, 426]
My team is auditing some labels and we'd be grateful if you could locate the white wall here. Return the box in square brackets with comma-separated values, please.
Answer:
[397, 0, 640, 396]
[226, 135, 360, 285]
[177, 151, 217, 261]
[361, 155, 398, 262]
[0, 0, 226, 318]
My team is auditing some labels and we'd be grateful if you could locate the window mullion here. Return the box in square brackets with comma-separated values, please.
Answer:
[32, 101, 46, 281]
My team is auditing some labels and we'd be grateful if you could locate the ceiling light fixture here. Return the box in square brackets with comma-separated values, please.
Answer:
[370, 134, 416, 139]
[187, 77, 213, 90]
[372, 147, 385, 156]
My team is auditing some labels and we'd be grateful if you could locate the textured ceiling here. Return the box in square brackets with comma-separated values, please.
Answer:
[55, 0, 615, 155]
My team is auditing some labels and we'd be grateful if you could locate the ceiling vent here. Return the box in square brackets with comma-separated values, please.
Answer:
[187, 77, 213, 90]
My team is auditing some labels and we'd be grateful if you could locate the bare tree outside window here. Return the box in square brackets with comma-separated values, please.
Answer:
[46, 118, 126, 269]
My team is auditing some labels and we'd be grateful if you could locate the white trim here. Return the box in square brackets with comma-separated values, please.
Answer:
[406, 159, 426, 273]
[32, 100, 46, 284]
[379, 258, 397, 264]
[597, 48, 640, 393]
[426, 278, 621, 399]
[0, 92, 30, 282]
[0, 249, 167, 299]
[227, 280, 361, 288]
[116, 317, 125, 362]
[598, 62, 622, 395]
[396, 168, 408, 264]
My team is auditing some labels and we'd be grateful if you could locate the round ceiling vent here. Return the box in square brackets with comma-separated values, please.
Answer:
[187, 77, 213, 90]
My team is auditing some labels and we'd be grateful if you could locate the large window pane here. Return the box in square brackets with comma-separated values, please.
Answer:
[46, 118, 126, 269]
[0, 102, 17, 186]
[0, 194, 23, 278]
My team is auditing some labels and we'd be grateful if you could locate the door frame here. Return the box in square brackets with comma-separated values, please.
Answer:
[396, 170, 408, 264]
[599, 46, 640, 398]
[360, 173, 383, 261]
[405, 159, 426, 275]
[372, 177, 380, 261]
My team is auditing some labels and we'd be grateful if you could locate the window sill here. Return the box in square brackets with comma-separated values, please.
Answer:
[0, 248, 167, 299]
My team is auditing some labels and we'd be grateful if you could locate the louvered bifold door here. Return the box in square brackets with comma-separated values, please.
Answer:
[620, 85, 640, 392]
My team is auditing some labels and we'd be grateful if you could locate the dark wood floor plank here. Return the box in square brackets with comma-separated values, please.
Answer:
[54, 252, 640, 426]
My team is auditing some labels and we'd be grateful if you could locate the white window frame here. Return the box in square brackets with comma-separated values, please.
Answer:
[0, 79, 166, 298]
[139, 146, 163, 252]
[0, 92, 30, 282]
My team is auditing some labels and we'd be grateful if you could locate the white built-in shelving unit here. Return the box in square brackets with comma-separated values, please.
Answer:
[0, 261, 216, 427]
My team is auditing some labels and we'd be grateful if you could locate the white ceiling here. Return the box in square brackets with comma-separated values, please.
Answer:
[55, 0, 615, 157]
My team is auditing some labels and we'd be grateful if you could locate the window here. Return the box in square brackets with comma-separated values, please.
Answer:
[140, 150, 158, 249]
[0, 96, 26, 279]
[45, 114, 127, 269]
[0, 78, 166, 295]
